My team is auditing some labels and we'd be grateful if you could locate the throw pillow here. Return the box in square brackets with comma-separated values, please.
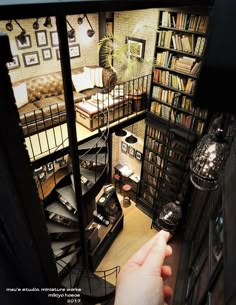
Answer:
[84, 67, 103, 88]
[72, 71, 94, 92]
[94, 67, 103, 87]
[84, 67, 95, 87]
[13, 82, 28, 109]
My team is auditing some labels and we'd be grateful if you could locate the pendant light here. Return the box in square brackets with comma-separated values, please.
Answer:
[66, 19, 75, 39]
[44, 16, 53, 28]
[77, 14, 95, 37]
[115, 129, 127, 137]
[190, 128, 228, 191]
[155, 200, 182, 235]
[33, 18, 40, 30]
[14, 19, 27, 45]
[5, 20, 13, 31]
[125, 125, 137, 144]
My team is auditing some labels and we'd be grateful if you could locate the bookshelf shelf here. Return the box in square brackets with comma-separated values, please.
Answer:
[155, 46, 202, 59]
[158, 26, 208, 36]
[137, 8, 209, 225]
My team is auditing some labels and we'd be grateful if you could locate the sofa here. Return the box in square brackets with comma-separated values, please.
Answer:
[12, 66, 117, 137]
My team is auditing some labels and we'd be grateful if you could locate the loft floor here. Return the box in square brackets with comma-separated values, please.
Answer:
[24, 112, 143, 162]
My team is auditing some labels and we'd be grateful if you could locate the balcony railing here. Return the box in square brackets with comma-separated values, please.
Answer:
[21, 73, 151, 162]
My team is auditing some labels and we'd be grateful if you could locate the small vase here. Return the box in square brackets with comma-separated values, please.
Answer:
[155, 200, 182, 235]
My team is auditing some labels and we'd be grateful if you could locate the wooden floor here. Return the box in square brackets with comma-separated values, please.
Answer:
[96, 194, 182, 305]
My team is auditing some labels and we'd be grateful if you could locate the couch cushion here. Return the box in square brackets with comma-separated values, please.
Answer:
[72, 71, 94, 93]
[26, 72, 63, 103]
[22, 113, 67, 137]
[13, 82, 28, 109]
[18, 103, 43, 125]
[34, 96, 65, 116]
[57, 92, 87, 103]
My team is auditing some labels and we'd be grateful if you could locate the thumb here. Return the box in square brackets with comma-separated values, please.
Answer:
[142, 230, 170, 274]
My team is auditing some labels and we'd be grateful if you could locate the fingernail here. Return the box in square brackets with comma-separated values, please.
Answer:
[158, 230, 171, 241]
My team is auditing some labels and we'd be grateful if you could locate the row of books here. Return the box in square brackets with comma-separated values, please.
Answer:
[145, 148, 163, 165]
[150, 101, 205, 134]
[142, 182, 156, 197]
[151, 90, 207, 118]
[168, 147, 186, 163]
[146, 130, 189, 164]
[174, 96, 208, 118]
[143, 160, 163, 176]
[153, 70, 196, 93]
[158, 31, 206, 55]
[160, 11, 209, 33]
[156, 51, 200, 76]
[173, 95, 193, 111]
[170, 139, 188, 154]
[167, 94, 207, 118]
[146, 125, 167, 142]
[151, 101, 175, 121]
[143, 171, 158, 188]
[152, 83, 176, 103]
[141, 190, 154, 205]
[146, 136, 165, 155]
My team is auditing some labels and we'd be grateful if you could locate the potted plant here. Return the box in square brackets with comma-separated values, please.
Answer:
[98, 34, 149, 111]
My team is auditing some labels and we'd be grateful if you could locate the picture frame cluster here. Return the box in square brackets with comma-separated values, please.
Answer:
[7, 23, 80, 70]
[121, 141, 143, 161]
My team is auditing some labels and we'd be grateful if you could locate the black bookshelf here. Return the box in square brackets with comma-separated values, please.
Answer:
[137, 8, 209, 224]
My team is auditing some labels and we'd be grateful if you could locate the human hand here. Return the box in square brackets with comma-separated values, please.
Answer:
[114, 230, 173, 305]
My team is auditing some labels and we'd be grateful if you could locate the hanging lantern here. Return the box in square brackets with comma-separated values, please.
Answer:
[155, 200, 182, 235]
[190, 129, 228, 191]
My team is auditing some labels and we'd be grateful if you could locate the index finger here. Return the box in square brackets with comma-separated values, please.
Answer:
[128, 230, 170, 266]
[142, 230, 170, 274]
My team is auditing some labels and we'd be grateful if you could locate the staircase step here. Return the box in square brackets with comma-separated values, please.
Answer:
[54, 245, 81, 261]
[45, 200, 79, 227]
[51, 239, 80, 251]
[56, 184, 78, 215]
[56, 252, 77, 278]
[46, 220, 79, 241]
[79, 153, 107, 166]
[60, 261, 81, 288]
[46, 221, 79, 233]
[78, 136, 106, 150]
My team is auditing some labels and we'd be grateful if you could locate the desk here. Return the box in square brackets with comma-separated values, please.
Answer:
[114, 164, 140, 199]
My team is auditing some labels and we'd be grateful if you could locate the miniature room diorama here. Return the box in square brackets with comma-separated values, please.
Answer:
[0, 1, 236, 305]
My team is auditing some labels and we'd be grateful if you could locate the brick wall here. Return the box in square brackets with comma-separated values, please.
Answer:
[112, 120, 146, 177]
[111, 8, 160, 178]
[1, 9, 159, 83]
[0, 14, 99, 82]
[114, 8, 159, 81]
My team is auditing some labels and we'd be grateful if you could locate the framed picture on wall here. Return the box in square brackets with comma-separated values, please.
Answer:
[15, 34, 32, 49]
[135, 150, 143, 161]
[128, 146, 135, 157]
[7, 55, 21, 70]
[121, 141, 128, 154]
[42, 48, 52, 60]
[50, 31, 59, 46]
[126, 36, 146, 60]
[35, 30, 48, 47]
[69, 44, 80, 58]
[23, 51, 40, 67]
